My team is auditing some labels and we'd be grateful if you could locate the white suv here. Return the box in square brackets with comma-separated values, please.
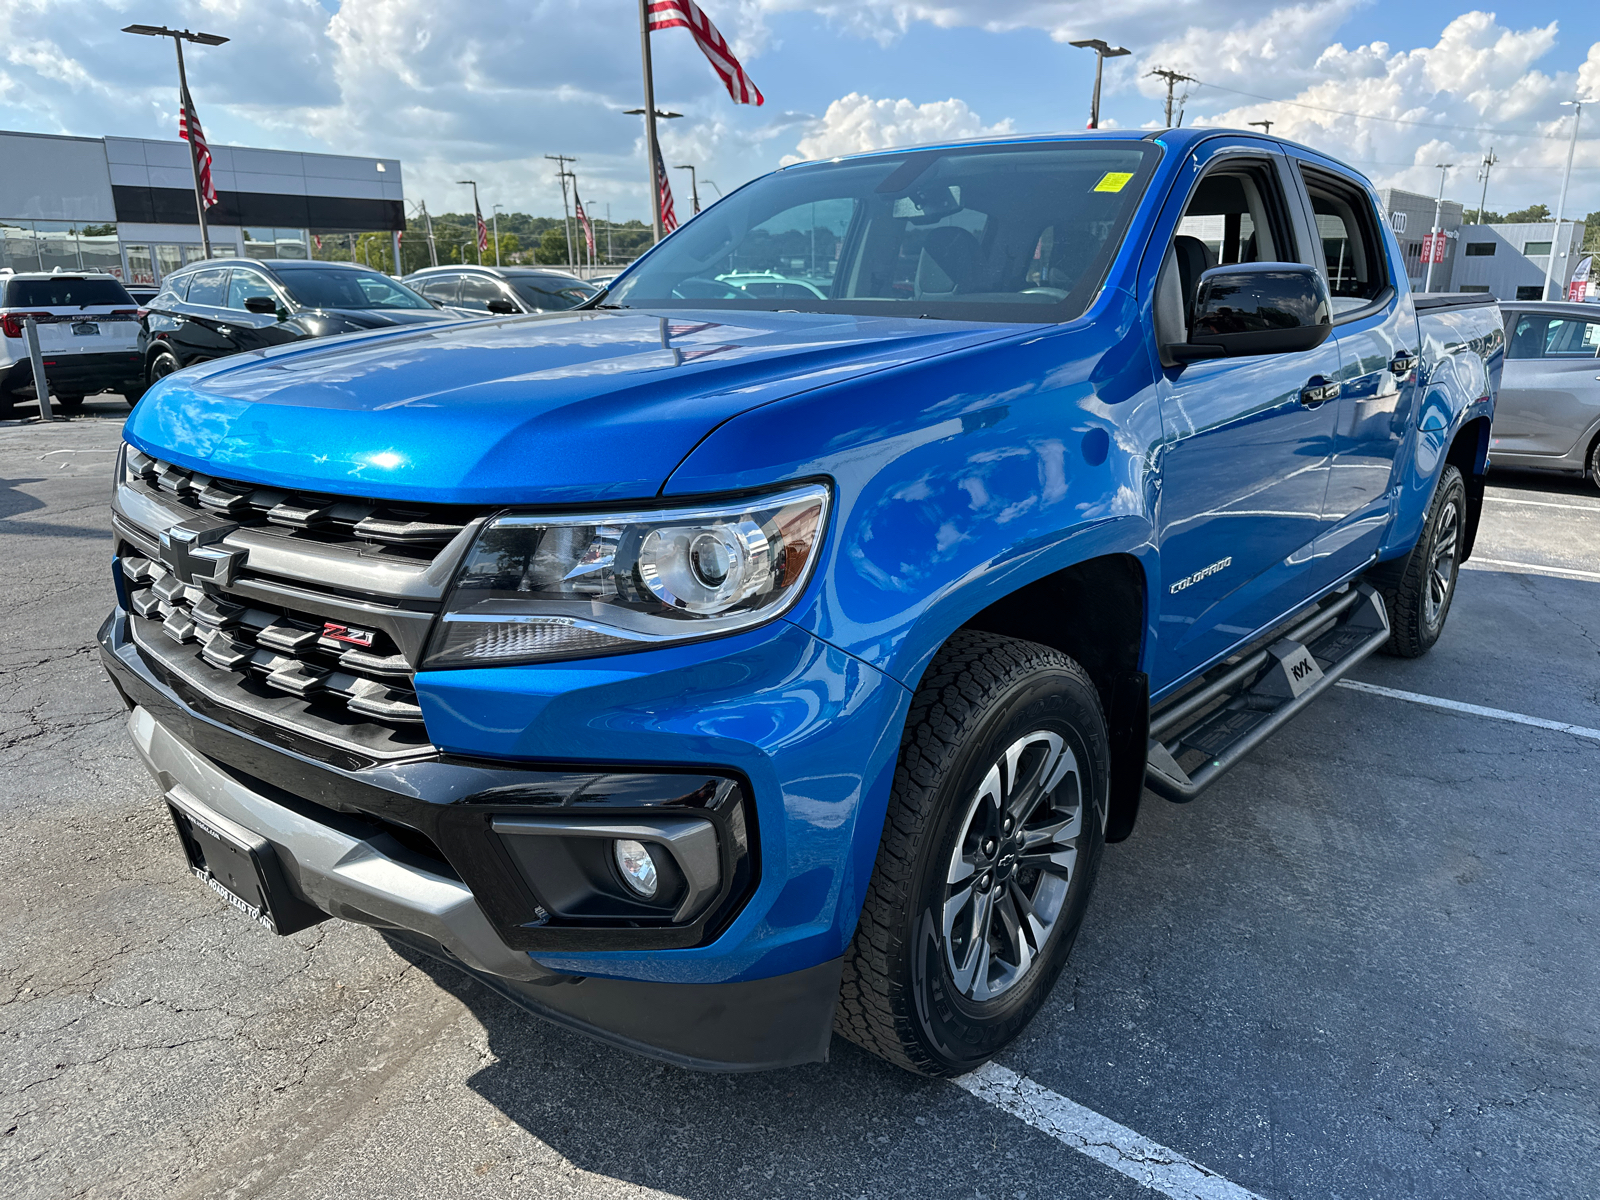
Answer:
[0, 270, 145, 416]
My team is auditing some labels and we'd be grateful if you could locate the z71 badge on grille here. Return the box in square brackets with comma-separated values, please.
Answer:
[322, 622, 377, 648]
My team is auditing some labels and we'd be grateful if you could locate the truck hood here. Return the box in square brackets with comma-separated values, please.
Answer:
[125, 309, 1021, 505]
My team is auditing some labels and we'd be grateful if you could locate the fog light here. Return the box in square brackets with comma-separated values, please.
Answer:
[614, 839, 659, 898]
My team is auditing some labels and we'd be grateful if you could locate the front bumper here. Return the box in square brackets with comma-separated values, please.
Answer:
[100, 605, 900, 1068]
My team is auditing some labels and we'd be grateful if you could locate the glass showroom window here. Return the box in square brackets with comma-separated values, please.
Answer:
[78, 223, 122, 275]
[1, 221, 39, 273]
[275, 229, 309, 258]
[244, 228, 277, 258]
[124, 245, 155, 285]
[155, 245, 184, 280]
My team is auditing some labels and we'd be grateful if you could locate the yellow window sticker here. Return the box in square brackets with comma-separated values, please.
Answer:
[1093, 172, 1134, 193]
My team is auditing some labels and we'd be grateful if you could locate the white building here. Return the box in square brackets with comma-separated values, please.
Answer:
[0, 129, 404, 284]
[1450, 221, 1590, 301]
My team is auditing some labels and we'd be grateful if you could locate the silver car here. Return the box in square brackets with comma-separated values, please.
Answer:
[1491, 300, 1600, 488]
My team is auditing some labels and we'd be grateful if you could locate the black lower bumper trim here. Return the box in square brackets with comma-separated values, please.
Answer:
[388, 929, 841, 1071]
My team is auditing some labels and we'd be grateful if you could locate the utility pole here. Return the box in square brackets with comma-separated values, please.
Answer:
[122, 25, 228, 258]
[492, 204, 504, 267]
[1248, 119, 1274, 136]
[606, 203, 613, 265]
[1069, 39, 1131, 130]
[457, 179, 482, 264]
[545, 155, 577, 268]
[1472, 148, 1498, 225]
[674, 164, 701, 215]
[1146, 67, 1195, 127]
[1424, 162, 1454, 292]
[420, 200, 438, 267]
[1542, 98, 1587, 300]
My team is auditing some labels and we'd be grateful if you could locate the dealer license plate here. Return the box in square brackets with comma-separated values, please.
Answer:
[72, 321, 100, 336]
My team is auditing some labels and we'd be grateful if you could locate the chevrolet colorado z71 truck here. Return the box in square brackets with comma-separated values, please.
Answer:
[100, 129, 1503, 1076]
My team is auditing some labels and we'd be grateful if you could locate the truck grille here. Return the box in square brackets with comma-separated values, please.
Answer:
[114, 449, 490, 762]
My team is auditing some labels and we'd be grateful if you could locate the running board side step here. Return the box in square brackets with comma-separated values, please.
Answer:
[1145, 583, 1390, 803]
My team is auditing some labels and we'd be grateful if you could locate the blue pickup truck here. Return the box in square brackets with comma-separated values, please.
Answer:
[100, 128, 1502, 1076]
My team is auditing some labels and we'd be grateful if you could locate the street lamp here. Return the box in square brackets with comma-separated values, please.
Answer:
[457, 179, 481, 265]
[1068, 39, 1130, 130]
[1248, 119, 1274, 136]
[674, 164, 701, 215]
[1541, 97, 1590, 301]
[624, 107, 682, 242]
[1424, 162, 1454, 293]
[492, 203, 505, 267]
[122, 24, 228, 259]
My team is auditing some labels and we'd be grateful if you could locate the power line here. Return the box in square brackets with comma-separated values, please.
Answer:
[1188, 78, 1574, 141]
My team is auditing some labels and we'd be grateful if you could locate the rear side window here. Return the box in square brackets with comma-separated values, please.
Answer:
[5, 277, 134, 307]
[1507, 314, 1600, 359]
[185, 268, 230, 307]
[416, 275, 460, 304]
[1299, 166, 1390, 311]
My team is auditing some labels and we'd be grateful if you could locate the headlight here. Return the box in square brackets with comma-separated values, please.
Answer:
[423, 482, 830, 668]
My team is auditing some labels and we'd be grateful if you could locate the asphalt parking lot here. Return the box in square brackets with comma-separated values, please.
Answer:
[3, 396, 1597, 1200]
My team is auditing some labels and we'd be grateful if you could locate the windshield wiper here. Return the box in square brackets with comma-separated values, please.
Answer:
[592, 303, 630, 309]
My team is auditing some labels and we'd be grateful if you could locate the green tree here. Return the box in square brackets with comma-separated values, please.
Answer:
[1582, 211, 1599, 254]
[1502, 202, 1551, 224]
[535, 227, 570, 265]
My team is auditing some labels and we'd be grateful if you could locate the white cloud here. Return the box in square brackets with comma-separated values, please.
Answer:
[783, 93, 1013, 164]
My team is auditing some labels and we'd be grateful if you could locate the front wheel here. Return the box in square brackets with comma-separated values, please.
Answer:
[836, 631, 1108, 1076]
[1370, 463, 1466, 658]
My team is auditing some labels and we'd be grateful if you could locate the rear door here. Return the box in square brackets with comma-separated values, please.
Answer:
[1291, 160, 1420, 586]
[1494, 310, 1600, 460]
[1150, 141, 1344, 690]
[169, 267, 237, 364]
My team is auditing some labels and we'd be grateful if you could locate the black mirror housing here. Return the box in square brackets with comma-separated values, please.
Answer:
[243, 295, 279, 315]
[486, 298, 519, 315]
[1183, 262, 1332, 358]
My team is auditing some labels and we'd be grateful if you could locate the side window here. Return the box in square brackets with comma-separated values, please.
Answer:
[417, 275, 460, 304]
[184, 268, 230, 308]
[226, 270, 278, 311]
[458, 276, 504, 311]
[1509, 314, 1600, 359]
[1299, 167, 1389, 311]
[1156, 159, 1297, 343]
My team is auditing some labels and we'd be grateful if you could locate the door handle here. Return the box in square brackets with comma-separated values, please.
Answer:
[1300, 377, 1340, 407]
[217, 326, 233, 336]
[1390, 351, 1419, 376]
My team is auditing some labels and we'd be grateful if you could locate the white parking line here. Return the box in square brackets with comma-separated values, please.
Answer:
[956, 1062, 1268, 1200]
[1336, 679, 1600, 742]
[1484, 496, 1600, 515]
[1465, 557, 1600, 581]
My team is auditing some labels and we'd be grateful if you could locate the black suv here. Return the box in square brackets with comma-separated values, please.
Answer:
[139, 259, 460, 389]
[401, 265, 598, 315]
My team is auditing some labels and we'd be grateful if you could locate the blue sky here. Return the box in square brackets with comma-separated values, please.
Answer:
[2, 1, 1596, 223]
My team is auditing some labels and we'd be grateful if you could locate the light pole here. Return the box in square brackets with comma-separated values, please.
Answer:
[674, 164, 701, 215]
[1473, 148, 1498, 225]
[457, 180, 483, 264]
[1541, 97, 1588, 300]
[492, 204, 504, 267]
[419, 199, 438, 267]
[1248, 119, 1274, 136]
[623, 106, 683, 242]
[1069, 39, 1130, 130]
[1424, 162, 1454, 292]
[121, 24, 227, 258]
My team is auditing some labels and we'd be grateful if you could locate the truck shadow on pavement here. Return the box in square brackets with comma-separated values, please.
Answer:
[384, 937, 1106, 1198]
[1, 473, 112, 539]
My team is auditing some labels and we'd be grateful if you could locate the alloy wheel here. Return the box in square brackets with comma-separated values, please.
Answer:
[1425, 498, 1459, 628]
[942, 730, 1083, 1003]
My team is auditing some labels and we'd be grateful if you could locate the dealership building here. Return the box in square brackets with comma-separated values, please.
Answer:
[0, 129, 405, 285]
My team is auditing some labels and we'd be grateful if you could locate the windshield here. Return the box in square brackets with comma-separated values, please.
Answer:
[510, 278, 597, 311]
[607, 140, 1159, 323]
[5, 277, 134, 307]
[277, 268, 433, 310]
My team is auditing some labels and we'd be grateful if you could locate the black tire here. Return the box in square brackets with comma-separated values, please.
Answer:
[1369, 464, 1466, 658]
[55, 394, 85, 414]
[147, 348, 181, 385]
[121, 383, 147, 406]
[836, 631, 1109, 1076]
[1589, 435, 1600, 494]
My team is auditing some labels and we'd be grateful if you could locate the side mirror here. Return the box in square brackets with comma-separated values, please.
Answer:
[486, 298, 519, 315]
[243, 295, 279, 315]
[1168, 262, 1332, 362]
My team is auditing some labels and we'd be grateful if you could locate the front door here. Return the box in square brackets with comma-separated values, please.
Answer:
[1295, 162, 1419, 585]
[1151, 144, 1343, 692]
[223, 268, 298, 354]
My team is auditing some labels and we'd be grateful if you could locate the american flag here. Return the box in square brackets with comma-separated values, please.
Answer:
[573, 187, 597, 257]
[177, 84, 219, 208]
[654, 144, 679, 234]
[475, 205, 489, 253]
[647, 0, 763, 106]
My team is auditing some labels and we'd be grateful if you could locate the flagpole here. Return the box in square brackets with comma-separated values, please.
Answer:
[638, 0, 664, 243]
[172, 37, 212, 258]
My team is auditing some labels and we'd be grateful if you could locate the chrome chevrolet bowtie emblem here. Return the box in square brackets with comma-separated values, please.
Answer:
[158, 519, 246, 586]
